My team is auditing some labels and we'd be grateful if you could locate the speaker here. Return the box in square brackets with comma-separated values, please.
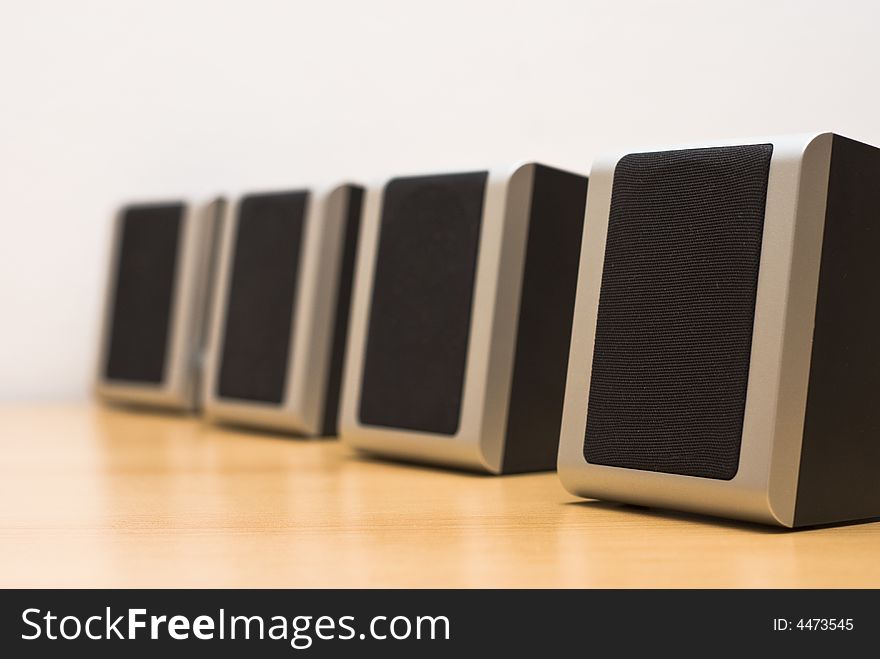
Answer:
[202, 185, 364, 435]
[95, 198, 225, 411]
[558, 132, 880, 527]
[340, 164, 588, 473]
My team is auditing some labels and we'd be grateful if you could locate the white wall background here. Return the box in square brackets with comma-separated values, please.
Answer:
[1, 0, 878, 401]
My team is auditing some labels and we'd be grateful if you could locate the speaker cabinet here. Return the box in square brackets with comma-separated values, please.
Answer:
[202, 185, 364, 436]
[340, 164, 588, 473]
[559, 132, 880, 527]
[95, 198, 225, 411]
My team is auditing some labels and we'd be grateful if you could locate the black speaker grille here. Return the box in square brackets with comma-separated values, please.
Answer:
[217, 191, 307, 403]
[583, 144, 773, 479]
[359, 172, 487, 435]
[105, 204, 183, 384]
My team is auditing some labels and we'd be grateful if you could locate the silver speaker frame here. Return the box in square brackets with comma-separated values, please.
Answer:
[95, 197, 225, 412]
[557, 132, 834, 527]
[340, 162, 574, 473]
[202, 184, 359, 436]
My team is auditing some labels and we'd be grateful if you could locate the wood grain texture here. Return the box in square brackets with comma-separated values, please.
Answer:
[0, 404, 878, 588]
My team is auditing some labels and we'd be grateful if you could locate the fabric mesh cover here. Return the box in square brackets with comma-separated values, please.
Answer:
[359, 172, 487, 435]
[217, 191, 307, 403]
[104, 204, 183, 384]
[583, 144, 773, 479]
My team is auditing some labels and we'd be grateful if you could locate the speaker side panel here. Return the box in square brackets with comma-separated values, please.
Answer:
[320, 186, 365, 436]
[500, 166, 587, 473]
[186, 198, 225, 409]
[794, 135, 880, 526]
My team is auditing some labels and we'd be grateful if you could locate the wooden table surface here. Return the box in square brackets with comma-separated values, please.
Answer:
[1, 404, 878, 588]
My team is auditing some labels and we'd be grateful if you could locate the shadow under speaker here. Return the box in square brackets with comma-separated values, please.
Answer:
[95, 198, 225, 411]
[558, 132, 880, 527]
[340, 163, 588, 473]
[202, 184, 364, 436]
